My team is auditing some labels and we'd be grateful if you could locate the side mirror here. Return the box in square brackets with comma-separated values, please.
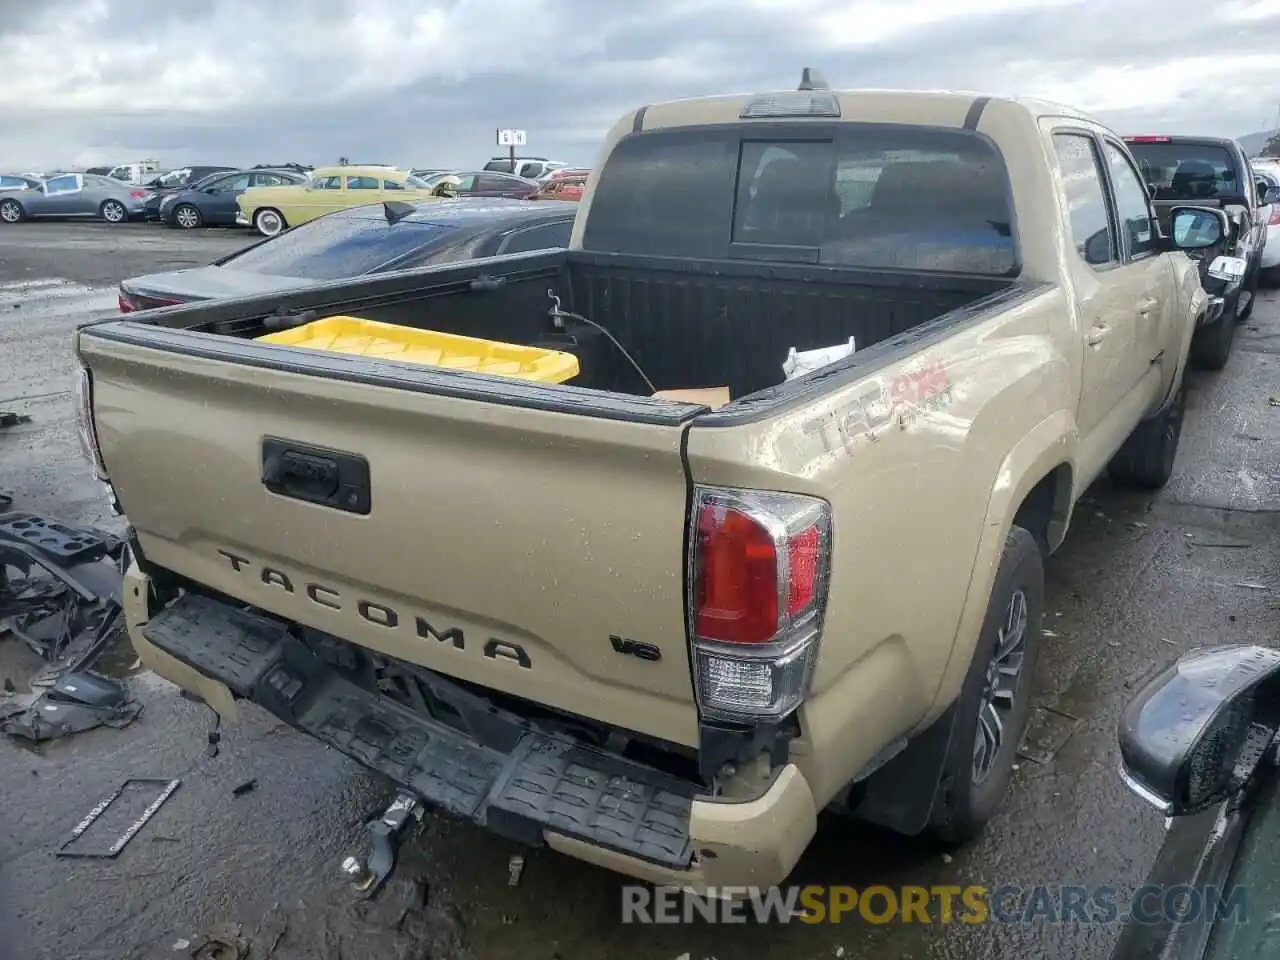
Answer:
[1169, 206, 1230, 250]
[1083, 228, 1112, 265]
[1119, 644, 1280, 816]
[1256, 179, 1273, 205]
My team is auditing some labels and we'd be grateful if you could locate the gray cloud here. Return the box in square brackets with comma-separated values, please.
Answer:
[0, 0, 1277, 172]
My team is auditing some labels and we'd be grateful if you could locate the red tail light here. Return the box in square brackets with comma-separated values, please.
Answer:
[117, 292, 135, 313]
[130, 190, 146, 198]
[1124, 135, 1172, 143]
[694, 505, 780, 644]
[689, 487, 831, 719]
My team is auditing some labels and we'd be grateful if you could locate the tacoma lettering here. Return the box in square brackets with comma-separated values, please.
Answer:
[215, 549, 530, 667]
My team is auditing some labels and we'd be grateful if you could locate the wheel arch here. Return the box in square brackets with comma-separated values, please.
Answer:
[919, 410, 1078, 728]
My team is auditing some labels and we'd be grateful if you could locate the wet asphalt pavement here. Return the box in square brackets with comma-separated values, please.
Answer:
[2, 222, 1280, 960]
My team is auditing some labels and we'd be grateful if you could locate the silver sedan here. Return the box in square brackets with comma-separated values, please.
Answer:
[0, 173, 148, 224]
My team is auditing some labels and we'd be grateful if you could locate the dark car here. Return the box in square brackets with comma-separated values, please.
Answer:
[1124, 135, 1273, 367]
[157, 168, 308, 229]
[1109, 644, 1280, 960]
[140, 164, 238, 219]
[422, 170, 541, 200]
[120, 197, 577, 310]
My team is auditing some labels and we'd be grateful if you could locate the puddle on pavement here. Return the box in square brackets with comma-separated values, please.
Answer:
[89, 635, 145, 679]
[1017, 705, 1081, 766]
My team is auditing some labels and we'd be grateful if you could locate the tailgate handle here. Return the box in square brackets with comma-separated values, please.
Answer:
[261, 438, 371, 515]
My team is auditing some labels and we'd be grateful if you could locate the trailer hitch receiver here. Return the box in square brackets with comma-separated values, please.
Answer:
[341, 791, 424, 899]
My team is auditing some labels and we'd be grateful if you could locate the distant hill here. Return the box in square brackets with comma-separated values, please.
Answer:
[1239, 129, 1279, 157]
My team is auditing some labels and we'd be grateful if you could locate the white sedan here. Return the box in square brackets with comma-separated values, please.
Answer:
[1256, 162, 1280, 284]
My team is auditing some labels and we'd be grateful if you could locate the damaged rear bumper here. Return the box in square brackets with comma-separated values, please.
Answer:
[122, 564, 817, 891]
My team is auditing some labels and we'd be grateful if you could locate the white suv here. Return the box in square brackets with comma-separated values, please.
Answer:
[482, 157, 567, 179]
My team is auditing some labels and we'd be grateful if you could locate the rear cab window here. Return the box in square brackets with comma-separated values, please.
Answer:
[1124, 139, 1245, 203]
[582, 123, 1018, 275]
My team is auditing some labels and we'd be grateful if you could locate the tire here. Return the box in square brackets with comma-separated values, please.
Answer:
[1106, 384, 1186, 490]
[1261, 265, 1280, 289]
[1236, 266, 1260, 322]
[0, 198, 24, 224]
[1189, 309, 1235, 371]
[172, 204, 202, 230]
[253, 208, 286, 237]
[100, 199, 127, 224]
[925, 526, 1043, 844]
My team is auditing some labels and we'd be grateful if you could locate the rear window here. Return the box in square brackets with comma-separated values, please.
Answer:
[483, 159, 514, 173]
[582, 123, 1017, 275]
[217, 213, 457, 280]
[1125, 141, 1242, 202]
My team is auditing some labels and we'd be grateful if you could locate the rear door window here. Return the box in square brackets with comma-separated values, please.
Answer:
[1051, 133, 1116, 267]
[345, 176, 380, 190]
[584, 124, 1017, 275]
[217, 214, 456, 279]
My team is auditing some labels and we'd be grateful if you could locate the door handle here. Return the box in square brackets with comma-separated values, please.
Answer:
[1086, 324, 1110, 347]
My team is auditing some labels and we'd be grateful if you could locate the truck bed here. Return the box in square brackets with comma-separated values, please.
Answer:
[78, 248, 1029, 754]
[107, 249, 1017, 403]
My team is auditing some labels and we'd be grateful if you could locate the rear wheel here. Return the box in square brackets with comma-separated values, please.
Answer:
[253, 208, 286, 237]
[173, 204, 202, 230]
[100, 199, 127, 224]
[924, 526, 1043, 844]
[0, 198, 24, 223]
[1107, 384, 1186, 490]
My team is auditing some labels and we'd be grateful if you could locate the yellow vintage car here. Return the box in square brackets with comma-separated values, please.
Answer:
[235, 165, 449, 236]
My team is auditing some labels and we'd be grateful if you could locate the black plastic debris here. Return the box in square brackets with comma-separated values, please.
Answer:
[0, 511, 133, 742]
[2, 670, 142, 742]
[0, 411, 32, 430]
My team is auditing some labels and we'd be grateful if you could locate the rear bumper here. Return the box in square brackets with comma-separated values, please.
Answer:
[122, 565, 817, 891]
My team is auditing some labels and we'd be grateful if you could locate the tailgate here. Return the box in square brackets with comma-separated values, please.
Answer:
[79, 325, 702, 747]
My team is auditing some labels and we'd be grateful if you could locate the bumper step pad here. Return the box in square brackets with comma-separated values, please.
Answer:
[142, 594, 696, 869]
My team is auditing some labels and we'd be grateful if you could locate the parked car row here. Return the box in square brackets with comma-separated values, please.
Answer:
[0, 158, 590, 237]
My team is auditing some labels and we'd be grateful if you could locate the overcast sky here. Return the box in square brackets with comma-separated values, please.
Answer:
[2, 0, 1278, 172]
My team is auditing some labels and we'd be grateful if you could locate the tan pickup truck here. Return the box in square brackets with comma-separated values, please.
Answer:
[74, 78, 1225, 892]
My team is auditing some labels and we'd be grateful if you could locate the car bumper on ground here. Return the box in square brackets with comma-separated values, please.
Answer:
[121, 563, 818, 894]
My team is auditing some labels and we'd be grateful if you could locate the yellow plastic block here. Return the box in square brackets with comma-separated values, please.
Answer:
[257, 315, 579, 384]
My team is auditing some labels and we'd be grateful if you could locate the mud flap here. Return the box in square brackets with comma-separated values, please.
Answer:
[847, 704, 957, 836]
[142, 593, 698, 869]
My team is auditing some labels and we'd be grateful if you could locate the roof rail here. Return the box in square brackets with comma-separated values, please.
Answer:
[798, 68, 829, 91]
